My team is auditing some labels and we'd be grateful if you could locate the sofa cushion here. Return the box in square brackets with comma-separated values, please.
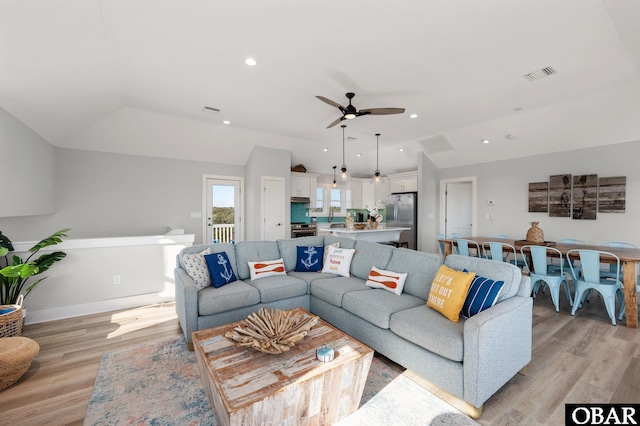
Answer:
[245, 275, 308, 303]
[427, 265, 475, 322]
[385, 249, 443, 300]
[277, 236, 325, 271]
[248, 258, 286, 281]
[365, 266, 407, 296]
[198, 280, 260, 316]
[287, 271, 338, 284]
[204, 251, 237, 288]
[310, 276, 369, 307]
[321, 246, 355, 277]
[234, 241, 281, 280]
[324, 235, 356, 249]
[350, 241, 394, 280]
[342, 290, 424, 329]
[295, 246, 324, 272]
[390, 305, 465, 362]
[444, 254, 522, 302]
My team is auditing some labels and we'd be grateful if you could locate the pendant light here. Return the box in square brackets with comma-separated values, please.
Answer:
[332, 165, 337, 188]
[339, 124, 350, 184]
[371, 133, 389, 185]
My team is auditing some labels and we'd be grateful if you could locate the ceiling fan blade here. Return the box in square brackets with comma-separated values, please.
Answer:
[359, 108, 405, 115]
[316, 96, 346, 111]
[326, 116, 344, 128]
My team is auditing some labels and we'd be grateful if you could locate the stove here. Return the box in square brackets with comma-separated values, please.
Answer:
[291, 222, 317, 238]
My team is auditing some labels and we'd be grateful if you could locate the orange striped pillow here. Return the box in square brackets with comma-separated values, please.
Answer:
[365, 266, 408, 295]
[248, 258, 286, 281]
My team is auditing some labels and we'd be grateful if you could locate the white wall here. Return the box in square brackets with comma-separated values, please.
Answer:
[418, 152, 440, 253]
[437, 140, 640, 245]
[244, 146, 291, 241]
[0, 107, 55, 217]
[0, 148, 245, 244]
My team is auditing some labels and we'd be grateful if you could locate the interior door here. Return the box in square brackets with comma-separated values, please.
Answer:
[262, 177, 285, 241]
[445, 182, 473, 237]
[205, 177, 243, 244]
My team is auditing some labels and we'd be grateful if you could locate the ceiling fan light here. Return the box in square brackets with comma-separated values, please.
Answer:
[344, 113, 356, 119]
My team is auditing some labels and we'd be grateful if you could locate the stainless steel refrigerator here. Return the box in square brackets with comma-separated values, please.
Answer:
[386, 192, 418, 250]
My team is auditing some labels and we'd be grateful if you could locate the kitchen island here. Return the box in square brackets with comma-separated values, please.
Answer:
[328, 226, 410, 243]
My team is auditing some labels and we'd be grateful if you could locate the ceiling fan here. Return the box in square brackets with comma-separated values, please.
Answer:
[316, 92, 405, 128]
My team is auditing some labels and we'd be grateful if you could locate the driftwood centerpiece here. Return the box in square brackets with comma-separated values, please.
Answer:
[224, 308, 319, 354]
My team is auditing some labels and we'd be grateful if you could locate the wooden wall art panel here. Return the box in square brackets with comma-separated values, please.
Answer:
[572, 174, 597, 220]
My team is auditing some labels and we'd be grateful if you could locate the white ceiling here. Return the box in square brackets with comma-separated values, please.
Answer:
[1, 0, 639, 177]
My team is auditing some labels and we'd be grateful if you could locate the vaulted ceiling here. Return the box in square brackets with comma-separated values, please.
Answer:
[1, 0, 639, 177]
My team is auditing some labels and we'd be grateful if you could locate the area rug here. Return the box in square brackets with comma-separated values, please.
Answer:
[84, 335, 478, 426]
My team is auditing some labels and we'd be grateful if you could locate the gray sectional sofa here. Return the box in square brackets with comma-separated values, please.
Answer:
[174, 235, 532, 413]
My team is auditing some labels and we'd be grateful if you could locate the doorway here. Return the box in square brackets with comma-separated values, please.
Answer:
[440, 177, 477, 238]
[262, 176, 286, 241]
[203, 176, 243, 244]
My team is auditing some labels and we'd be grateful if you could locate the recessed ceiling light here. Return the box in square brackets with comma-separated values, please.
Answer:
[323, 148, 328, 152]
[356, 153, 362, 157]
[505, 134, 516, 140]
[223, 120, 231, 125]
[482, 139, 490, 144]
[398, 148, 404, 152]
[409, 114, 418, 119]
[514, 107, 523, 111]
[244, 58, 257, 66]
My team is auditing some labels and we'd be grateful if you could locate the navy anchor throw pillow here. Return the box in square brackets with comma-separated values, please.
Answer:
[295, 246, 324, 272]
[204, 252, 238, 288]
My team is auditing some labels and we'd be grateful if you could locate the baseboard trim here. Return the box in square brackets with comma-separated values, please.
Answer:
[24, 293, 175, 325]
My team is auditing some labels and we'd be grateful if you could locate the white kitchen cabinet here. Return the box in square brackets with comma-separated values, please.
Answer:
[290, 172, 318, 198]
[389, 171, 418, 193]
[362, 180, 376, 208]
[347, 178, 363, 209]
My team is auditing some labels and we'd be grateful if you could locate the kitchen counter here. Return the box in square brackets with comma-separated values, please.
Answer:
[329, 227, 410, 243]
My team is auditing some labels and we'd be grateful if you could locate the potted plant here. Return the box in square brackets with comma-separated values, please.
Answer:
[0, 229, 70, 305]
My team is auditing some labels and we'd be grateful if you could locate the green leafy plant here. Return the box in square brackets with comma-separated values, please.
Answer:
[0, 229, 70, 305]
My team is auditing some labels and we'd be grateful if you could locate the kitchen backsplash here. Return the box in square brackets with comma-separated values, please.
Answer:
[290, 204, 385, 223]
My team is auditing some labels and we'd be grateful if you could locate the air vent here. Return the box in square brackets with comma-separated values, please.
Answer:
[202, 106, 220, 112]
[523, 66, 558, 82]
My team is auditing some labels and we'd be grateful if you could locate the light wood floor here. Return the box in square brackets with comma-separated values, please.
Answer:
[1, 294, 638, 425]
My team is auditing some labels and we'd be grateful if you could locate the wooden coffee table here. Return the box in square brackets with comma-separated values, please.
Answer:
[192, 308, 373, 426]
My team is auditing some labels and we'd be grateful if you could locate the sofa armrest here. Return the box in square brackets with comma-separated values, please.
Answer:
[515, 275, 532, 298]
[174, 267, 199, 345]
[462, 295, 533, 408]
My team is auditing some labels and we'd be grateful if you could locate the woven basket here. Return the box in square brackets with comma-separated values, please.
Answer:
[0, 295, 24, 338]
[0, 336, 40, 391]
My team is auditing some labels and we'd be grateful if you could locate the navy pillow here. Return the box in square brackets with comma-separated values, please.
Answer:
[204, 252, 237, 288]
[461, 273, 505, 318]
[295, 246, 324, 272]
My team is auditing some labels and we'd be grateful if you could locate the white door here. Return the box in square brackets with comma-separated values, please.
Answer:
[204, 176, 243, 244]
[440, 178, 476, 238]
[262, 177, 286, 241]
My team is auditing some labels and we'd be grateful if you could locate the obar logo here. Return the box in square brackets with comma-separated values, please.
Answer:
[566, 404, 639, 425]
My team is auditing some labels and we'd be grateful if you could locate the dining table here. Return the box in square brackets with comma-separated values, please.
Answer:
[439, 236, 640, 328]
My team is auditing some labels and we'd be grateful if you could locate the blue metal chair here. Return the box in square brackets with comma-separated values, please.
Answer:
[568, 249, 624, 325]
[483, 241, 518, 265]
[522, 245, 573, 312]
[489, 234, 512, 239]
[453, 239, 481, 258]
[437, 233, 448, 256]
[548, 238, 587, 283]
[595, 241, 638, 280]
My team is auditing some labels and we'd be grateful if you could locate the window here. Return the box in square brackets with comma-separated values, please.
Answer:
[311, 184, 346, 216]
[311, 187, 325, 214]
